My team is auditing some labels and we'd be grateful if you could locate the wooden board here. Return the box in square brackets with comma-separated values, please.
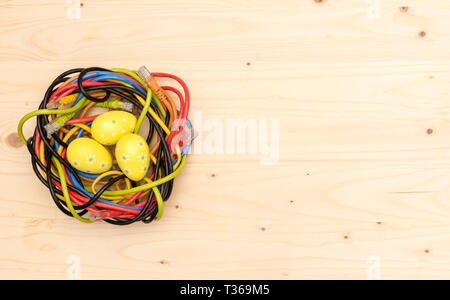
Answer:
[1, 0, 450, 279]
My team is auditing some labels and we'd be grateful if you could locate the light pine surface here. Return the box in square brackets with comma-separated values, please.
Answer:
[1, 0, 450, 280]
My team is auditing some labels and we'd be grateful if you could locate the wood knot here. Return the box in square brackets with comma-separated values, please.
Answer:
[6, 133, 23, 148]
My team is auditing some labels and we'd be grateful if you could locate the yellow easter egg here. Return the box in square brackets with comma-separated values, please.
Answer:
[115, 133, 150, 181]
[67, 137, 112, 174]
[91, 111, 137, 145]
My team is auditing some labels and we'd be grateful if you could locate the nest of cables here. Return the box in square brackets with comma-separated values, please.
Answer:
[18, 67, 192, 225]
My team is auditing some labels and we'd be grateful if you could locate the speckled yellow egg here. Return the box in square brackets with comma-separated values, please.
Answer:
[91, 111, 137, 145]
[67, 138, 112, 174]
[115, 133, 150, 181]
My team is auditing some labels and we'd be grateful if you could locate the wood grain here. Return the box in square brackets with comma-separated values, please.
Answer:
[1, 0, 450, 279]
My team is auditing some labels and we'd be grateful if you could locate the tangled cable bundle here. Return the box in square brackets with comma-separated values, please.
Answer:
[18, 67, 192, 225]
